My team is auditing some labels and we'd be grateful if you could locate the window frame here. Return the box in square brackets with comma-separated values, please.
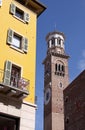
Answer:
[4, 60, 22, 87]
[12, 33, 22, 49]
[7, 29, 28, 53]
[15, 7, 24, 20]
[10, 3, 29, 24]
[11, 64, 21, 87]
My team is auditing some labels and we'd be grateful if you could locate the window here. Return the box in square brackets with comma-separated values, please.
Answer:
[55, 64, 58, 72]
[10, 3, 29, 23]
[57, 37, 61, 46]
[58, 64, 61, 71]
[15, 8, 24, 20]
[51, 38, 55, 46]
[7, 29, 28, 53]
[12, 34, 22, 49]
[65, 117, 69, 124]
[0, 0, 2, 6]
[3, 61, 29, 91]
[62, 65, 65, 72]
[55, 62, 65, 77]
[46, 91, 50, 101]
[3, 61, 21, 87]
[11, 64, 21, 87]
[60, 82, 62, 88]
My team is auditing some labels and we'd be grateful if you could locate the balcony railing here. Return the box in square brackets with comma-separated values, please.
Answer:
[0, 69, 30, 99]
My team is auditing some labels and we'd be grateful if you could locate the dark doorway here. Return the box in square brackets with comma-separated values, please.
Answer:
[0, 115, 20, 130]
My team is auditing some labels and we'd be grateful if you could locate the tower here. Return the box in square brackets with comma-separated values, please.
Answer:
[43, 31, 69, 130]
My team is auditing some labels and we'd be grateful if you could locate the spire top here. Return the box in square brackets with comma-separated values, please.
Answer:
[54, 23, 57, 31]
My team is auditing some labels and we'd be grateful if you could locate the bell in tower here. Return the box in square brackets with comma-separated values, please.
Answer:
[43, 31, 69, 130]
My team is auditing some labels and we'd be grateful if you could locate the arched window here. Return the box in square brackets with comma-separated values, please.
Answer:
[55, 62, 65, 77]
[55, 64, 58, 72]
[62, 65, 65, 72]
[57, 37, 61, 46]
[51, 38, 55, 47]
[58, 64, 61, 71]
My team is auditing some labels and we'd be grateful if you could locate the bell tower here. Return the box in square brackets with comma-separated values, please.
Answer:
[43, 31, 69, 130]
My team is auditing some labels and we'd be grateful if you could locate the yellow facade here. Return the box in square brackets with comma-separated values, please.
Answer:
[0, 0, 46, 103]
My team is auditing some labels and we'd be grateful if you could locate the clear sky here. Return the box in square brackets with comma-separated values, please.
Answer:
[35, 0, 85, 130]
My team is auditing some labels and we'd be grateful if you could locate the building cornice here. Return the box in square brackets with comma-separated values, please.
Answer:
[46, 31, 66, 41]
[16, 0, 46, 17]
[43, 52, 70, 64]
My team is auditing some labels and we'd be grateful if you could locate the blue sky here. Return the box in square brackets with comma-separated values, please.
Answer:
[35, 0, 85, 130]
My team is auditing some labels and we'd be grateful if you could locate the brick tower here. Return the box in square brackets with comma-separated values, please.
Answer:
[43, 31, 69, 130]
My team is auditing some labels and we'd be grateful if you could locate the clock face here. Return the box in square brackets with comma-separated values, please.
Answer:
[44, 88, 51, 105]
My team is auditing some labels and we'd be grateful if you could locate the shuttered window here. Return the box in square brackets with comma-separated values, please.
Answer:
[10, 3, 29, 23]
[4, 61, 21, 87]
[7, 29, 28, 53]
[0, 0, 2, 6]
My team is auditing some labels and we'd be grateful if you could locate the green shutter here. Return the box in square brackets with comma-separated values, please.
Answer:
[4, 61, 12, 86]
[7, 29, 13, 44]
[24, 12, 29, 23]
[0, 0, 2, 6]
[10, 3, 16, 15]
[22, 37, 28, 53]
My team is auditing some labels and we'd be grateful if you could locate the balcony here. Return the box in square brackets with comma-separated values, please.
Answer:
[0, 69, 30, 100]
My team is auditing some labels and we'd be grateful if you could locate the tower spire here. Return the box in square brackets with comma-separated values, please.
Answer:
[54, 23, 57, 31]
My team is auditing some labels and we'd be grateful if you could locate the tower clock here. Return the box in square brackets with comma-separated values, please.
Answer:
[43, 31, 69, 130]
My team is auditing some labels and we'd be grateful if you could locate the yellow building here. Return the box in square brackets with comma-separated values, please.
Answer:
[0, 0, 46, 129]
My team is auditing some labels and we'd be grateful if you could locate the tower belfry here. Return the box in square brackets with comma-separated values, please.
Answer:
[43, 31, 69, 130]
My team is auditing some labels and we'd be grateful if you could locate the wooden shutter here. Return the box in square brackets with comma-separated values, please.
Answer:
[3, 61, 12, 86]
[7, 29, 13, 44]
[10, 3, 16, 15]
[22, 37, 28, 53]
[24, 12, 29, 23]
[0, 0, 2, 6]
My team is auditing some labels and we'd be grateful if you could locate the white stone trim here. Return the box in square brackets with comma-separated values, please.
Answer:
[0, 95, 36, 130]
[23, 100, 37, 108]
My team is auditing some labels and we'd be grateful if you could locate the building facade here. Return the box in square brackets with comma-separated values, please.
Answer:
[64, 70, 85, 130]
[0, 0, 46, 130]
[43, 31, 69, 130]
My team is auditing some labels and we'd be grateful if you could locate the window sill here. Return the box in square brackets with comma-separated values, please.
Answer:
[10, 45, 24, 54]
[13, 15, 26, 24]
